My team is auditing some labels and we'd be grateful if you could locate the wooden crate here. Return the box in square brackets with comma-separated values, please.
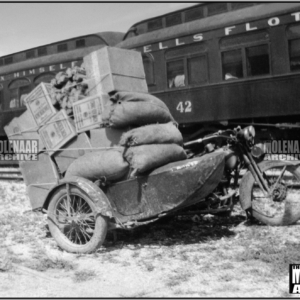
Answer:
[73, 93, 109, 133]
[25, 82, 57, 126]
[38, 110, 77, 156]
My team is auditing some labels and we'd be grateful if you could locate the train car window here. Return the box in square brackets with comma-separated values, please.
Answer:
[38, 47, 47, 57]
[246, 45, 270, 76]
[287, 24, 300, 39]
[287, 24, 300, 71]
[207, 3, 227, 16]
[4, 57, 13, 65]
[148, 19, 162, 32]
[220, 31, 269, 49]
[143, 55, 155, 85]
[0, 91, 3, 111]
[185, 7, 204, 22]
[76, 39, 85, 48]
[231, 3, 253, 10]
[165, 44, 207, 60]
[0, 59, 3, 66]
[289, 39, 300, 71]
[222, 50, 243, 80]
[167, 60, 185, 89]
[26, 50, 35, 59]
[57, 43, 68, 52]
[188, 56, 208, 85]
[9, 88, 18, 109]
[8, 78, 30, 109]
[34, 73, 55, 85]
[166, 13, 182, 27]
[19, 85, 31, 107]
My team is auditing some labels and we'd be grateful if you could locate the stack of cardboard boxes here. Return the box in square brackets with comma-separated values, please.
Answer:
[4, 46, 148, 210]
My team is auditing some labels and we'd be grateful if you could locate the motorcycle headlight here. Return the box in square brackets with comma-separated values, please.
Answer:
[243, 126, 255, 141]
[251, 143, 266, 158]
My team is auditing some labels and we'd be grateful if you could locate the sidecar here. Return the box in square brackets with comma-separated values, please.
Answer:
[38, 151, 226, 253]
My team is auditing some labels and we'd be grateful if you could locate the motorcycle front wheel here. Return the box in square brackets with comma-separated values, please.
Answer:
[241, 162, 300, 226]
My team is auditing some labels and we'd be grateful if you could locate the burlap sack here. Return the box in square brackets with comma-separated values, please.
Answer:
[120, 122, 183, 147]
[65, 147, 129, 182]
[124, 144, 187, 175]
[102, 91, 175, 128]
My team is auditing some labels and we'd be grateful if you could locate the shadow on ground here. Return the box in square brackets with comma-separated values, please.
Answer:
[102, 213, 247, 250]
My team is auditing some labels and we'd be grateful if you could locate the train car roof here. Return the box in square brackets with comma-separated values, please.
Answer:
[118, 3, 300, 49]
[127, 3, 201, 29]
[0, 31, 124, 60]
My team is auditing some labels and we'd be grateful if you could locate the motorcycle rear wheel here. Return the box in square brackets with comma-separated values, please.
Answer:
[242, 162, 300, 226]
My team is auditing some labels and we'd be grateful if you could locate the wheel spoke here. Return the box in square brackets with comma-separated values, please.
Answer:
[270, 166, 287, 193]
[54, 189, 98, 246]
[80, 219, 95, 232]
[79, 226, 89, 244]
[252, 166, 300, 218]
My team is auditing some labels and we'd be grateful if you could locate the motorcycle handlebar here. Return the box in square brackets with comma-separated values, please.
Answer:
[183, 132, 234, 147]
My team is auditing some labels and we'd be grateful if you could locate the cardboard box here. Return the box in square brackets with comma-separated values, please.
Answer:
[84, 47, 146, 79]
[25, 82, 57, 126]
[4, 111, 44, 152]
[4, 117, 22, 141]
[17, 110, 44, 151]
[86, 76, 148, 96]
[39, 110, 77, 156]
[54, 132, 92, 174]
[20, 153, 59, 210]
[89, 128, 127, 148]
[73, 94, 108, 133]
[84, 47, 148, 94]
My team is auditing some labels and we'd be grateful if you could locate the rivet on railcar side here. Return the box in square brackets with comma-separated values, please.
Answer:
[117, 3, 300, 143]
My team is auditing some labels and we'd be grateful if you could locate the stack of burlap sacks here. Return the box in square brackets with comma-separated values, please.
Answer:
[65, 91, 187, 181]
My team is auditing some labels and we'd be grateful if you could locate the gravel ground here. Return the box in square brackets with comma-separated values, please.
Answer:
[1, 180, 300, 297]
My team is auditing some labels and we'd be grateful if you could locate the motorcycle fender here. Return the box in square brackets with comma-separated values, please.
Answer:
[43, 176, 114, 218]
[239, 160, 300, 211]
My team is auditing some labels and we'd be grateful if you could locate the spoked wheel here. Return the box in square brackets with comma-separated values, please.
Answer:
[47, 185, 108, 253]
[243, 162, 300, 225]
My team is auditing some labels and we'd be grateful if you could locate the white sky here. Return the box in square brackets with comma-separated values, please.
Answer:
[0, 2, 196, 56]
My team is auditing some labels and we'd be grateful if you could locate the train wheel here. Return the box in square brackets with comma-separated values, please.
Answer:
[47, 185, 107, 253]
[242, 162, 300, 226]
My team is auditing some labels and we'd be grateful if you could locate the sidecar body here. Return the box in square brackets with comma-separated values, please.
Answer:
[42, 151, 226, 225]
[104, 151, 226, 224]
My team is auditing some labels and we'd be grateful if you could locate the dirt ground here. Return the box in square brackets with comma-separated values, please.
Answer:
[1, 180, 300, 298]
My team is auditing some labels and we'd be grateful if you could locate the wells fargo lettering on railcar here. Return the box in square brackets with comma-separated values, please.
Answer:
[136, 11, 300, 53]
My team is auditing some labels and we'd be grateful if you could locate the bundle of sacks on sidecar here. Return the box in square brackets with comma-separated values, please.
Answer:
[65, 91, 187, 182]
[4, 46, 187, 209]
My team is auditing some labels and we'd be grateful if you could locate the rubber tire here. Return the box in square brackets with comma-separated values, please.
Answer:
[47, 185, 108, 253]
[241, 162, 300, 226]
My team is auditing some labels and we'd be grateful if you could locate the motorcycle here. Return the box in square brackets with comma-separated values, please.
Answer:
[45, 125, 300, 253]
[184, 125, 300, 226]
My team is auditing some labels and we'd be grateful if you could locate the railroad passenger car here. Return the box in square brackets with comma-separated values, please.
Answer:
[117, 3, 300, 141]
